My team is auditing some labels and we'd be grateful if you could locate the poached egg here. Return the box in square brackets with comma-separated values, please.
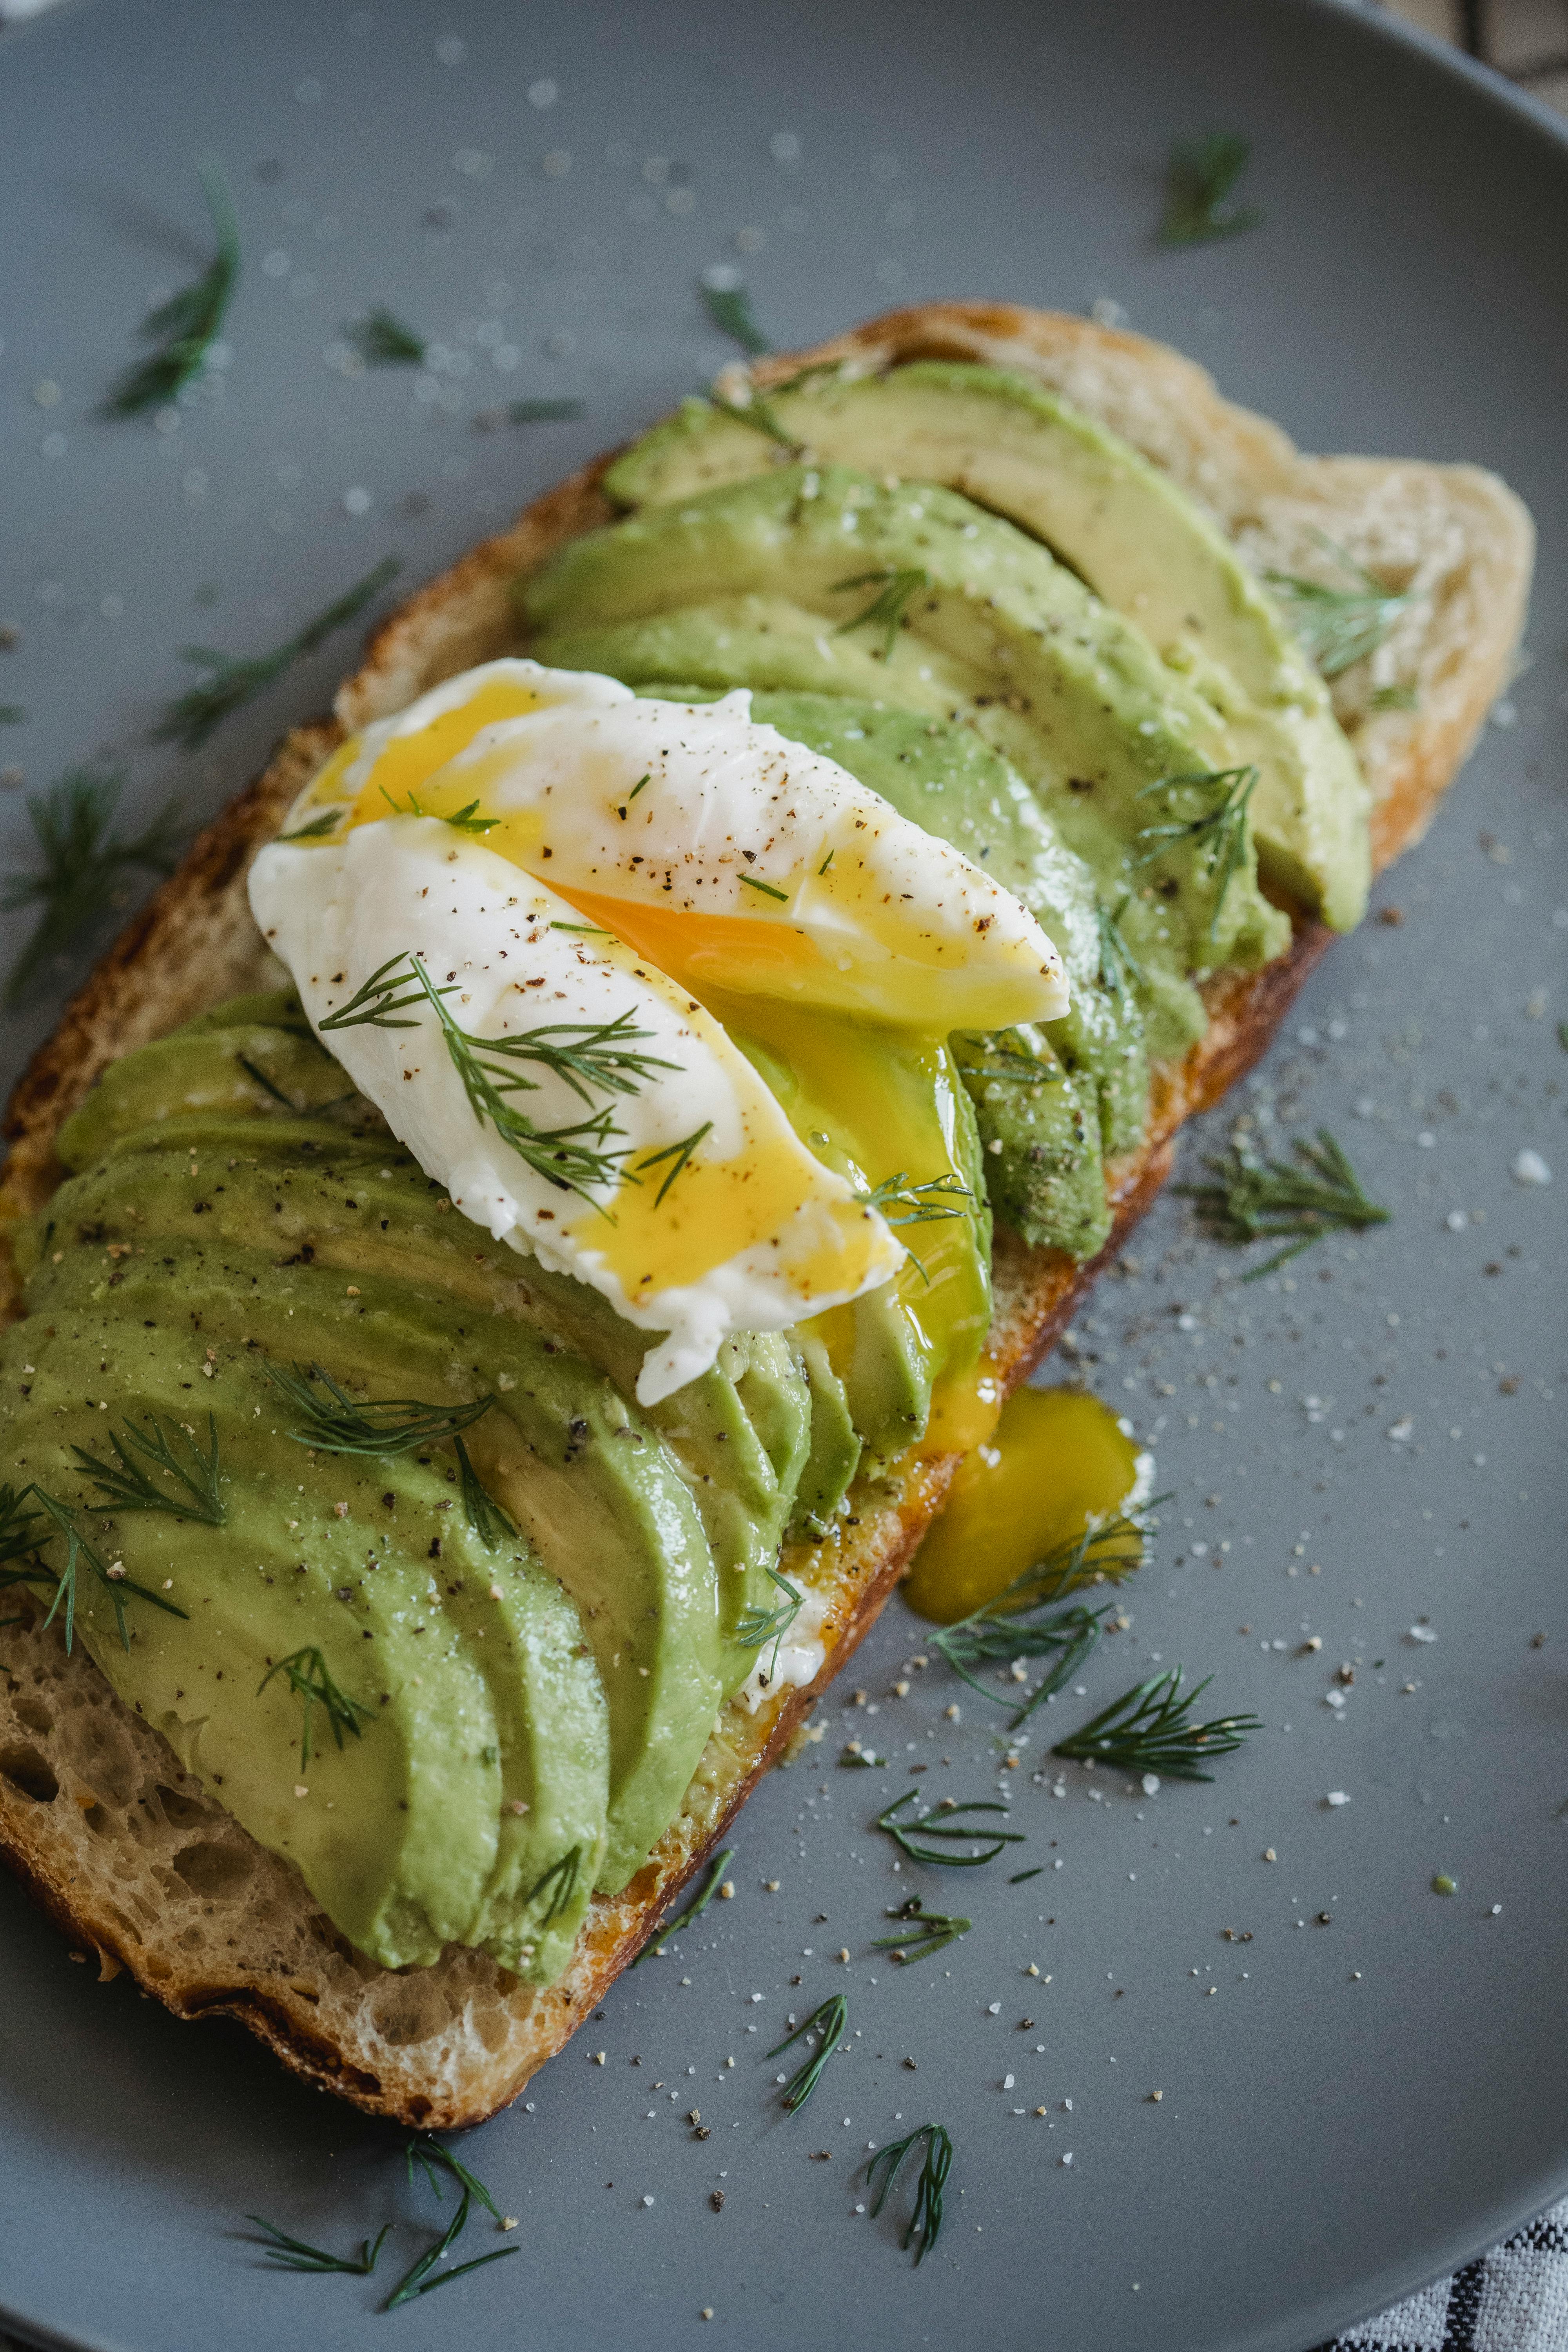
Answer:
[249, 660, 1067, 1404]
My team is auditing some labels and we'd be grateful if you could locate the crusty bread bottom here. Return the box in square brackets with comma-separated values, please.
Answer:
[0, 305, 1531, 2127]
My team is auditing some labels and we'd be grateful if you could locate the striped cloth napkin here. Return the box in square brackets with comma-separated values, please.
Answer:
[1319, 2201, 1568, 2352]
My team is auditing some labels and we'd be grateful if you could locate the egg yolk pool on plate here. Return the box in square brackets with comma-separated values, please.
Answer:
[251, 659, 1067, 1408]
[902, 1385, 1152, 1624]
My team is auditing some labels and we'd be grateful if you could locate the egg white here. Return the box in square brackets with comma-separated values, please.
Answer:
[253, 661, 1072, 1404]
[249, 819, 903, 1403]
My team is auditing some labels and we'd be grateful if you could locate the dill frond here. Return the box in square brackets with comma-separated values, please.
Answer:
[71, 1410, 225, 1525]
[874, 1789, 1024, 1869]
[833, 567, 928, 661]
[700, 274, 772, 356]
[103, 156, 239, 417]
[2, 769, 186, 1006]
[863, 2122, 953, 2262]
[346, 306, 426, 365]
[872, 1896, 971, 1967]
[152, 555, 400, 750]
[767, 1993, 848, 2111]
[258, 1645, 374, 1771]
[1156, 132, 1261, 247]
[260, 1359, 496, 1456]
[1133, 764, 1259, 940]
[1176, 1125, 1390, 1277]
[1052, 1666, 1261, 1781]
[1263, 532, 1418, 679]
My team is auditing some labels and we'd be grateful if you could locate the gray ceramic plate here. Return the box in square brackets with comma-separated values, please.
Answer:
[0, 2, 1564, 2347]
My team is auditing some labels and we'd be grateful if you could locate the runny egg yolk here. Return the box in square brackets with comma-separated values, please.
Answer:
[902, 1387, 1147, 1625]
[301, 673, 1034, 1402]
[311, 675, 546, 813]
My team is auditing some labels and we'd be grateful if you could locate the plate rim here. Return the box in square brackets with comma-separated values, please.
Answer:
[0, 2, 1564, 2348]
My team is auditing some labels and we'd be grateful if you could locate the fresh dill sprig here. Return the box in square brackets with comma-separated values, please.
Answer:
[951, 1032, 1062, 1087]
[767, 1993, 848, 2112]
[379, 786, 499, 836]
[1134, 764, 1259, 940]
[506, 396, 586, 425]
[1156, 132, 1261, 247]
[930, 1504, 1160, 1729]
[0, 1483, 44, 1570]
[477, 397, 588, 431]
[347, 306, 427, 366]
[857, 1170, 976, 1284]
[317, 948, 451, 1032]
[259, 1645, 375, 1771]
[384, 2188, 517, 2308]
[700, 274, 772, 356]
[413, 960, 653, 1203]
[103, 156, 240, 417]
[23, 1487, 189, 1653]
[635, 1120, 712, 1208]
[71, 1410, 225, 1525]
[2, 768, 187, 1007]
[857, 1171, 974, 1231]
[454, 1434, 517, 1551]
[864, 2122, 953, 2264]
[1052, 1666, 1261, 1781]
[526, 1843, 583, 1928]
[260, 1359, 496, 1456]
[1176, 1125, 1390, 1278]
[735, 1560, 804, 1691]
[936, 1597, 1105, 1727]
[874, 1788, 1024, 1869]
[633, 1843, 736, 1965]
[872, 1896, 971, 1967]
[247, 2215, 390, 2275]
[406, 2135, 502, 2220]
[833, 567, 928, 662]
[1096, 891, 1146, 1013]
[278, 809, 344, 844]
[152, 555, 401, 750]
[334, 950, 673, 1200]
[1263, 533, 1418, 679]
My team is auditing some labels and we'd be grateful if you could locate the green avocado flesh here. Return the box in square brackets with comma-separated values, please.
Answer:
[603, 362, 1370, 930]
[0, 365, 1368, 1987]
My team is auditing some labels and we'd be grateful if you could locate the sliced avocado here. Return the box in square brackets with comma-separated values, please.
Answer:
[30, 1230, 724, 1895]
[45, 1131, 813, 1705]
[2, 1311, 609, 1978]
[789, 1328, 861, 1537]
[526, 465, 1290, 983]
[607, 363, 1370, 929]
[58, 1019, 378, 1166]
[737, 690, 1155, 1170]
[952, 1041, 1110, 1259]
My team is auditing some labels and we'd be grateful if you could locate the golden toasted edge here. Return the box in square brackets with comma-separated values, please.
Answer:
[0, 301, 1531, 2126]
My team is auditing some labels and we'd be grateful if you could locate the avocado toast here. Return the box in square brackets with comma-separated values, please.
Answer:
[0, 303, 1531, 2127]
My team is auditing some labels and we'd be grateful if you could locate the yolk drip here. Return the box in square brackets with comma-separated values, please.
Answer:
[698, 986, 992, 1401]
[313, 678, 545, 821]
[902, 1386, 1145, 1625]
[572, 1135, 885, 1301]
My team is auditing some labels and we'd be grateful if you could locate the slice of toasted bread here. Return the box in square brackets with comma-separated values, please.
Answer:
[0, 305, 1531, 2128]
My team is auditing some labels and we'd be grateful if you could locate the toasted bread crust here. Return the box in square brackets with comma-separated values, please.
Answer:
[0, 304, 1531, 2126]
